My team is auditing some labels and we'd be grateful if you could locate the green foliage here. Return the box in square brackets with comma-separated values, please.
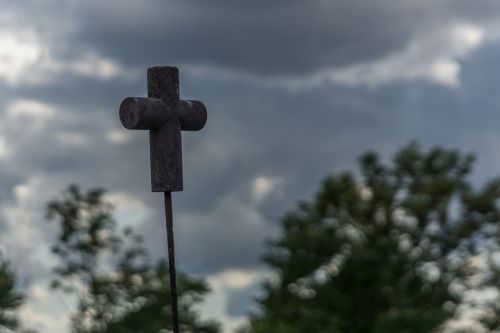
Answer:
[0, 255, 25, 332]
[47, 184, 219, 333]
[247, 142, 500, 333]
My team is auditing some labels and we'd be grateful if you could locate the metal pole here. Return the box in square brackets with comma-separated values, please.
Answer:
[164, 192, 179, 333]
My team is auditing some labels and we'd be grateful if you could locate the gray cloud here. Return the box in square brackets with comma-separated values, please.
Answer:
[226, 282, 261, 317]
[61, 0, 500, 78]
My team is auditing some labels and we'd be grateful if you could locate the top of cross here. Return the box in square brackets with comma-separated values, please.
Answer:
[148, 66, 180, 104]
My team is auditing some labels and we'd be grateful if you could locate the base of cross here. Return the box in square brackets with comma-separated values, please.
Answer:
[164, 192, 180, 333]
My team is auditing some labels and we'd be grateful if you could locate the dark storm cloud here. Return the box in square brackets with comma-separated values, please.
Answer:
[72, 0, 407, 75]
[65, 0, 500, 77]
[2, 0, 500, 277]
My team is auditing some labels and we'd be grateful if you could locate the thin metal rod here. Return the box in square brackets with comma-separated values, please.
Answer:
[164, 192, 179, 333]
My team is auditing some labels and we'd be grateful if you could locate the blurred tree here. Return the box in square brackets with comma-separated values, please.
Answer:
[0, 254, 35, 333]
[46, 185, 219, 333]
[244, 142, 500, 333]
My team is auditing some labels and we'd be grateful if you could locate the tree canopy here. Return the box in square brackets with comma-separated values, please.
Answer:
[46, 185, 220, 333]
[0, 253, 34, 333]
[245, 143, 500, 333]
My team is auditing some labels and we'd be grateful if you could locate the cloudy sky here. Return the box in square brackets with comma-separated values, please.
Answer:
[3, 0, 500, 332]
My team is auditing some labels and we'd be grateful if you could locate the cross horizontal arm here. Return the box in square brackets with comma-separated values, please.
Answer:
[120, 97, 174, 130]
[120, 97, 207, 131]
[177, 100, 207, 131]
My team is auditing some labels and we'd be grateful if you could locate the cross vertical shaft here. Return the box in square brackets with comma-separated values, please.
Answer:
[148, 67, 183, 192]
[148, 67, 181, 332]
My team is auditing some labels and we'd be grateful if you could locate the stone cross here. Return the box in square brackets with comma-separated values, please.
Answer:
[119, 66, 207, 192]
[118, 66, 207, 333]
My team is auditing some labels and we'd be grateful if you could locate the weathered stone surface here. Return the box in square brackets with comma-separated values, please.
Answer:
[119, 66, 207, 192]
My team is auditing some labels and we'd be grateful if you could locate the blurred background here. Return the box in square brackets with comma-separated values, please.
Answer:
[2, 1, 500, 332]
